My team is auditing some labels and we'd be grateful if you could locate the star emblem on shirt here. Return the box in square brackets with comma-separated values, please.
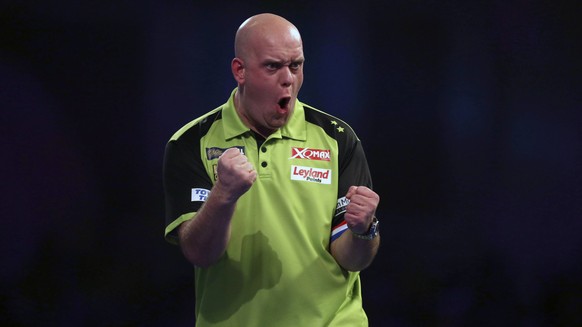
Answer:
[331, 120, 344, 132]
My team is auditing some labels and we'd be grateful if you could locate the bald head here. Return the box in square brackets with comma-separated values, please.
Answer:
[230, 13, 305, 137]
[234, 13, 302, 61]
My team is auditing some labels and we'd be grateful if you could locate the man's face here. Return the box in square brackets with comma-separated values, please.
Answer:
[237, 29, 304, 135]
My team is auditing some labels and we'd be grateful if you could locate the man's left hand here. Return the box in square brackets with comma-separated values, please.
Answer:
[344, 186, 380, 235]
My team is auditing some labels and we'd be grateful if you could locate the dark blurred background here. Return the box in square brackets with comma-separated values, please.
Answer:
[1, 0, 581, 326]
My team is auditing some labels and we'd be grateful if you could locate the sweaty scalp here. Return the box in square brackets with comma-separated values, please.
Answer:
[234, 13, 302, 61]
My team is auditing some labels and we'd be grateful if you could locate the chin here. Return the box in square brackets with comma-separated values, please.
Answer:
[271, 118, 288, 129]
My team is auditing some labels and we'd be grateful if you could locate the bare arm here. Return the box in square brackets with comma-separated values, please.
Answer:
[331, 228, 380, 271]
[178, 148, 256, 268]
[331, 186, 380, 271]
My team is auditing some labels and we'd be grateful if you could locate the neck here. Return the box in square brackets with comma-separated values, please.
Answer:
[233, 89, 274, 138]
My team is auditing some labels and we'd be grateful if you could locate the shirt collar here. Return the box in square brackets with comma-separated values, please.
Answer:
[222, 88, 307, 142]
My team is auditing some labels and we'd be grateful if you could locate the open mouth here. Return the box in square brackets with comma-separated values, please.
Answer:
[278, 97, 291, 109]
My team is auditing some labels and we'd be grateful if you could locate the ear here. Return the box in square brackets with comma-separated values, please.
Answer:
[231, 58, 245, 84]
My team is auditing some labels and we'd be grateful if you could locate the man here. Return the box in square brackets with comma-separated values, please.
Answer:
[163, 13, 380, 326]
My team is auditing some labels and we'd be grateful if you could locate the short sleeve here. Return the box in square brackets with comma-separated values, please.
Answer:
[163, 137, 213, 244]
[330, 129, 373, 242]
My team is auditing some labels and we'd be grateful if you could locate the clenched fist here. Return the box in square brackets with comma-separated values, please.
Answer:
[344, 186, 380, 235]
[215, 148, 257, 202]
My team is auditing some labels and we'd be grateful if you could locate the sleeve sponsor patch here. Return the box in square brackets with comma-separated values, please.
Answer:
[335, 196, 349, 217]
[191, 188, 210, 202]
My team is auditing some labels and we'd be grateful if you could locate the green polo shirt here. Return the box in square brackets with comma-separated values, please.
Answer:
[163, 89, 373, 326]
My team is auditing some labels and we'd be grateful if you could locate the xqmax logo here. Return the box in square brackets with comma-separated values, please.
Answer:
[290, 147, 330, 161]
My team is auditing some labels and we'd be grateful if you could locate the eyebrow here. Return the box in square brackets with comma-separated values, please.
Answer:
[263, 58, 304, 65]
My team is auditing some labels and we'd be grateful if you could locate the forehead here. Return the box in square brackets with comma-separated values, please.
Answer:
[258, 42, 304, 62]
[248, 28, 304, 61]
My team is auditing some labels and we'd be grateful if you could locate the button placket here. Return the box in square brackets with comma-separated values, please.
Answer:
[258, 143, 269, 173]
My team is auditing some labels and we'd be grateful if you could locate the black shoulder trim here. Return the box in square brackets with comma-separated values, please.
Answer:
[303, 105, 338, 139]
[303, 104, 359, 144]
[176, 109, 223, 146]
[303, 104, 361, 175]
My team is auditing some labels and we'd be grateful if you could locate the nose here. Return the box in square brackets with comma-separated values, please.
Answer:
[280, 66, 294, 87]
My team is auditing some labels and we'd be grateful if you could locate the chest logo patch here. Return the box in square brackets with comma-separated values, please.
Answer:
[290, 147, 331, 161]
[206, 146, 245, 160]
[290, 165, 332, 184]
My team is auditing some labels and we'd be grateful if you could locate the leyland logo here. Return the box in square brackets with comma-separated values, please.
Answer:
[290, 147, 331, 161]
[290, 165, 332, 184]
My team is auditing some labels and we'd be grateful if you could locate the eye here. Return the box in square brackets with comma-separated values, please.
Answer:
[265, 62, 281, 71]
[289, 61, 303, 71]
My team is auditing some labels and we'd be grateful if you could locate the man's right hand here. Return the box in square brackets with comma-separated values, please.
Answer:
[215, 147, 257, 203]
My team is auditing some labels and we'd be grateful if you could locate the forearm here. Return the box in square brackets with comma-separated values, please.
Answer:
[331, 231, 380, 272]
[178, 183, 237, 268]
